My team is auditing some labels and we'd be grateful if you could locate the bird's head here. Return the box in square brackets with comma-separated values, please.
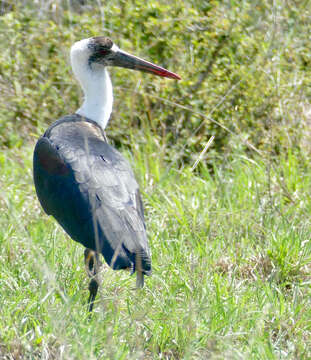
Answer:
[70, 36, 181, 80]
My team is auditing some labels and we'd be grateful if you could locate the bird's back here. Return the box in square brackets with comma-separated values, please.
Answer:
[33, 114, 151, 275]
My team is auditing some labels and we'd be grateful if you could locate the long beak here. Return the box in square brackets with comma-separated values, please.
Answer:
[111, 49, 181, 80]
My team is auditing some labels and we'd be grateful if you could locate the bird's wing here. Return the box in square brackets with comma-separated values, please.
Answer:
[33, 119, 151, 274]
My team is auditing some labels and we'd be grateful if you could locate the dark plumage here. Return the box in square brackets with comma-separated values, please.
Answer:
[33, 114, 151, 276]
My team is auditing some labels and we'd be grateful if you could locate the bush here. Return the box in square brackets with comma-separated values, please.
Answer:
[0, 0, 310, 164]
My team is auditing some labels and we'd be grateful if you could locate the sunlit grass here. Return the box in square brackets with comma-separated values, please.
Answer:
[1, 0, 311, 358]
[1, 142, 311, 359]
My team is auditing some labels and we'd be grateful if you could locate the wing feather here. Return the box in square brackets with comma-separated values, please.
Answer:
[33, 116, 151, 274]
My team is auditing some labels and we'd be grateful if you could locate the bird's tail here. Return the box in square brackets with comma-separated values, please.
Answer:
[136, 270, 144, 288]
[135, 252, 145, 288]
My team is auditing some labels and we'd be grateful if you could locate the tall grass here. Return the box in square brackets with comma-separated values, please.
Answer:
[1, 143, 311, 358]
[1, 0, 311, 358]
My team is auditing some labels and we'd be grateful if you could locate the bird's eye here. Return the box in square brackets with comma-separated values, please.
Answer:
[88, 48, 112, 66]
[98, 47, 111, 56]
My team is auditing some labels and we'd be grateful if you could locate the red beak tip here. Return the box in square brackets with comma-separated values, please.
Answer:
[166, 72, 181, 80]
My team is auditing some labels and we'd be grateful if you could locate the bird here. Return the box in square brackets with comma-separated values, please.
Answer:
[33, 36, 180, 311]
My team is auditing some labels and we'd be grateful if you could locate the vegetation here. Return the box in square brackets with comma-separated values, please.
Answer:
[0, 0, 311, 358]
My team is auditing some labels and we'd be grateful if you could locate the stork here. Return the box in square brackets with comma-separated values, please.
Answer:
[33, 37, 180, 311]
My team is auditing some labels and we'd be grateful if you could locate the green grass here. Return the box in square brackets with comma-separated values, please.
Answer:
[1, 143, 311, 359]
[1, 0, 311, 358]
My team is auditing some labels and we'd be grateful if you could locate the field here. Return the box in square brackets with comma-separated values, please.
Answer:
[1, 1, 311, 359]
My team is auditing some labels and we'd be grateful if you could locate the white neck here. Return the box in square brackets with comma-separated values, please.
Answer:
[76, 67, 113, 130]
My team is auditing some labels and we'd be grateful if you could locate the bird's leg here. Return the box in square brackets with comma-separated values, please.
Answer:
[84, 248, 102, 312]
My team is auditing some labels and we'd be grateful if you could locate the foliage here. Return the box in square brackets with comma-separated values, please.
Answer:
[1, 0, 311, 358]
[0, 0, 310, 163]
[1, 144, 311, 358]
